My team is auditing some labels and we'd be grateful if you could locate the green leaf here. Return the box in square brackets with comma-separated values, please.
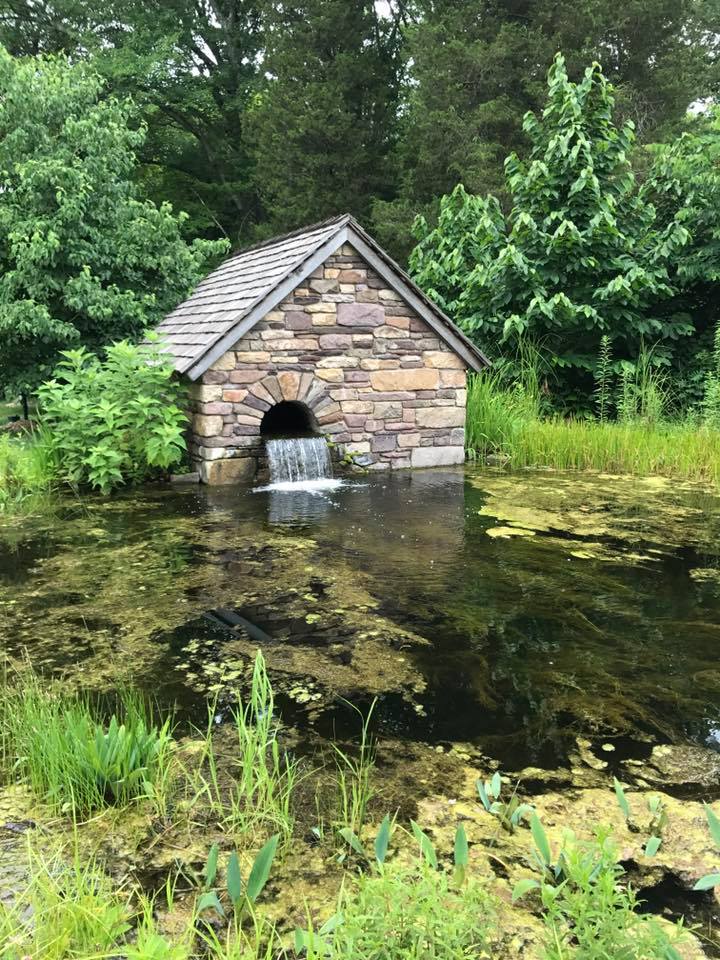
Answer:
[374, 814, 391, 865]
[204, 842, 219, 889]
[613, 777, 631, 820]
[693, 873, 720, 891]
[247, 834, 279, 903]
[410, 820, 438, 869]
[196, 890, 225, 918]
[705, 804, 720, 849]
[476, 779, 491, 811]
[512, 878, 541, 902]
[338, 827, 365, 858]
[454, 824, 469, 868]
[226, 851, 243, 908]
[530, 813, 552, 867]
[490, 771, 502, 797]
[644, 836, 662, 858]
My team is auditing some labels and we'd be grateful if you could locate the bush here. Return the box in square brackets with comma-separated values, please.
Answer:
[38, 339, 187, 493]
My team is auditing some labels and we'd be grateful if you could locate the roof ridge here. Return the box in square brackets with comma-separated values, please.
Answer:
[226, 213, 352, 260]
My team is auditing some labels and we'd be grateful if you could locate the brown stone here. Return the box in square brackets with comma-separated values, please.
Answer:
[339, 269, 366, 282]
[316, 369, 343, 382]
[284, 312, 312, 330]
[309, 278, 340, 294]
[278, 371, 301, 400]
[369, 369, 439, 392]
[423, 350, 466, 369]
[337, 303, 384, 327]
[415, 407, 465, 428]
[201, 457, 256, 485]
[193, 414, 224, 437]
[190, 384, 222, 402]
[237, 351, 270, 363]
[440, 369, 466, 387]
[311, 313, 337, 326]
[200, 401, 232, 415]
[222, 389, 247, 403]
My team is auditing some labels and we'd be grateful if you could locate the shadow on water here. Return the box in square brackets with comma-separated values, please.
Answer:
[4, 467, 720, 772]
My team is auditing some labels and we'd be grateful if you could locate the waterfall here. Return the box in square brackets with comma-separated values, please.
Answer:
[265, 437, 333, 485]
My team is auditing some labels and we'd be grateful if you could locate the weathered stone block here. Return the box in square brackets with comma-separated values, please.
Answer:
[319, 334, 353, 350]
[372, 434, 397, 452]
[398, 432, 421, 448]
[415, 407, 465, 428]
[309, 278, 340, 294]
[277, 371, 301, 400]
[316, 368, 343, 382]
[236, 351, 270, 363]
[222, 389, 247, 403]
[189, 384, 222, 402]
[284, 312, 312, 330]
[210, 352, 236, 371]
[411, 446, 465, 468]
[337, 303, 384, 327]
[311, 313, 337, 326]
[440, 369, 466, 387]
[370, 369, 439, 392]
[193, 414, 224, 437]
[200, 401, 232, 415]
[423, 350, 466, 369]
[201, 457, 256, 485]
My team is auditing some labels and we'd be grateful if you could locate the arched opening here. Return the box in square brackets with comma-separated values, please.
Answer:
[260, 400, 320, 439]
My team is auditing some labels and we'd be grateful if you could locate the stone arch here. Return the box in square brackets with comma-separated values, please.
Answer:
[260, 400, 319, 438]
[243, 372, 341, 434]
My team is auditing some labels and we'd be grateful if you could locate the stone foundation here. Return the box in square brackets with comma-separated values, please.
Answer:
[188, 244, 467, 482]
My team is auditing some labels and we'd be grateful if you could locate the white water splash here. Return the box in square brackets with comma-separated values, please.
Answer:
[260, 437, 338, 491]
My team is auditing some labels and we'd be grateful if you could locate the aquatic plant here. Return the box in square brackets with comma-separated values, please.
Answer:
[296, 822, 494, 960]
[594, 335, 613, 423]
[0, 671, 173, 814]
[332, 698, 377, 846]
[0, 840, 131, 960]
[197, 835, 279, 920]
[476, 771, 533, 833]
[514, 820, 685, 959]
[693, 805, 720, 890]
[192, 651, 299, 842]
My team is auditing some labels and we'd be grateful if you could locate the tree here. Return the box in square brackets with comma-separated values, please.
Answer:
[0, 47, 227, 397]
[247, 0, 403, 235]
[410, 55, 690, 407]
[373, 0, 720, 259]
[0, 0, 266, 244]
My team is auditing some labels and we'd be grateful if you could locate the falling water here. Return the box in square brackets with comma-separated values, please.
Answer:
[265, 437, 333, 485]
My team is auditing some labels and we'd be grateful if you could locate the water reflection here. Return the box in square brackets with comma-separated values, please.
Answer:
[3, 468, 720, 767]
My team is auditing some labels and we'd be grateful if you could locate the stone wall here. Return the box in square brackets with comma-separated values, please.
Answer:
[188, 244, 467, 483]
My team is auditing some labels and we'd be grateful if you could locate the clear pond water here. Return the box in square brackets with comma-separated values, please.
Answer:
[3, 465, 720, 772]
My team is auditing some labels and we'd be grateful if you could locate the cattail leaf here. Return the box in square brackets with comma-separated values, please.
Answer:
[410, 820, 438, 869]
[374, 814, 391, 865]
[454, 824, 469, 868]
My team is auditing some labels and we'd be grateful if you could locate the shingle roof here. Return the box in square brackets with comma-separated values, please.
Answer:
[155, 214, 489, 379]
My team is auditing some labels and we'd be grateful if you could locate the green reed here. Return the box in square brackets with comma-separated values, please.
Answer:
[191, 650, 299, 843]
[332, 698, 377, 841]
[0, 431, 58, 516]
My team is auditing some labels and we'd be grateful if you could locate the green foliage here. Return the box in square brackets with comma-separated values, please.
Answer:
[0, 432, 57, 515]
[248, 0, 401, 236]
[333, 698, 376, 846]
[465, 369, 720, 488]
[476, 771, 533, 833]
[693, 805, 720, 891]
[197, 835, 279, 920]
[38, 339, 188, 493]
[193, 650, 299, 842]
[594, 336, 613, 423]
[0, 842, 131, 960]
[296, 842, 495, 960]
[411, 55, 691, 405]
[0, 46, 226, 395]
[515, 825, 685, 959]
[0, 670, 173, 814]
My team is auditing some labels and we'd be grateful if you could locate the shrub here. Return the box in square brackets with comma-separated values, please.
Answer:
[0, 672, 173, 814]
[38, 338, 187, 493]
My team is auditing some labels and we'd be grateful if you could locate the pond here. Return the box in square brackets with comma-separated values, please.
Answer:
[3, 465, 720, 772]
[5, 465, 720, 954]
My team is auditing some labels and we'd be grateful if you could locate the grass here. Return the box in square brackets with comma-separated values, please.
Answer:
[191, 651, 299, 843]
[332, 699, 377, 842]
[0, 669, 174, 816]
[0, 432, 58, 515]
[466, 371, 720, 487]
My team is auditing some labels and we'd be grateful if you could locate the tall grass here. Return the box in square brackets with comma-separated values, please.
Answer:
[333, 699, 377, 841]
[0, 431, 57, 515]
[0, 670, 174, 815]
[192, 651, 299, 842]
[466, 372, 720, 487]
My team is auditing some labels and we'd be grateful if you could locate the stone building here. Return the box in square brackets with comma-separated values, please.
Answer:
[155, 215, 489, 483]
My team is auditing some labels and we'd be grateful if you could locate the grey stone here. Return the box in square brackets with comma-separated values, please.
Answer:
[410, 446, 465, 468]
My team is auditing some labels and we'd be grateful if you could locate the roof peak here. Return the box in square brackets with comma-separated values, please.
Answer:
[228, 213, 354, 260]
